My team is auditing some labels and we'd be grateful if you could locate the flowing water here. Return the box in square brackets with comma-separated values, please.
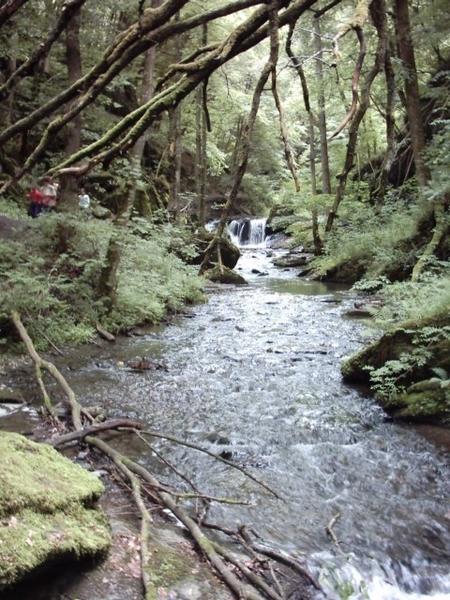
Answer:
[4, 239, 450, 599]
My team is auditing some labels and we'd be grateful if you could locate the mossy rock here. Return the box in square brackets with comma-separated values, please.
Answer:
[341, 314, 450, 424]
[341, 328, 415, 385]
[273, 253, 310, 268]
[92, 205, 112, 220]
[387, 382, 450, 424]
[190, 229, 241, 270]
[321, 258, 368, 284]
[143, 525, 233, 600]
[342, 323, 450, 387]
[205, 265, 248, 285]
[0, 432, 111, 591]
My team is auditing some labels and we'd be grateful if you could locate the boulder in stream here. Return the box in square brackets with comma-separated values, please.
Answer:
[205, 265, 248, 285]
[341, 318, 450, 424]
[0, 432, 111, 592]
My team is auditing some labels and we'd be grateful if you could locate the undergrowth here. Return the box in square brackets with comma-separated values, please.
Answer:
[311, 188, 421, 278]
[0, 212, 205, 351]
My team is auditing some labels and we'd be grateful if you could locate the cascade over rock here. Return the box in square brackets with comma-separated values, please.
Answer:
[227, 217, 267, 247]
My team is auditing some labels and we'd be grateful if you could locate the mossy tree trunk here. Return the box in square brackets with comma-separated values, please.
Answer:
[313, 16, 331, 196]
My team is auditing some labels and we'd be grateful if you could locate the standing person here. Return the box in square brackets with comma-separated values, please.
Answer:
[78, 187, 91, 217]
[27, 187, 43, 218]
[40, 176, 58, 212]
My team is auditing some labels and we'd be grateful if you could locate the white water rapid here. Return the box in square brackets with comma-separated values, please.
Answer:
[227, 217, 268, 247]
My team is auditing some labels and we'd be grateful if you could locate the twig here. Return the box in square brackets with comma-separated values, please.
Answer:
[326, 512, 344, 555]
[140, 429, 284, 501]
[136, 430, 253, 506]
[252, 543, 323, 591]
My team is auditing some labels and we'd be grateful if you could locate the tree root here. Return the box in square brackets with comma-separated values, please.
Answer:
[11, 310, 325, 600]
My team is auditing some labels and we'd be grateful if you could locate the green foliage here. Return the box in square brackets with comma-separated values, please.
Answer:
[366, 326, 450, 402]
[0, 213, 205, 351]
[372, 265, 450, 325]
[424, 115, 450, 204]
[311, 193, 420, 277]
[103, 226, 205, 332]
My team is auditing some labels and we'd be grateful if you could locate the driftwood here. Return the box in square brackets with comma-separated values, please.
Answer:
[326, 512, 344, 555]
[11, 310, 325, 600]
[96, 323, 116, 342]
[48, 418, 142, 447]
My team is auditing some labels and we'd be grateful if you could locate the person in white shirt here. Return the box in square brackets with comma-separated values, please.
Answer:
[40, 176, 58, 212]
[78, 188, 91, 212]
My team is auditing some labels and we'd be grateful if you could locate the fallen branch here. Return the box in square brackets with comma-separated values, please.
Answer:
[326, 512, 344, 555]
[47, 419, 142, 447]
[96, 323, 116, 342]
[140, 429, 284, 501]
[11, 310, 82, 428]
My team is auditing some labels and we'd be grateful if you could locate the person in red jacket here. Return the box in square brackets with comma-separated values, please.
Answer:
[27, 187, 43, 218]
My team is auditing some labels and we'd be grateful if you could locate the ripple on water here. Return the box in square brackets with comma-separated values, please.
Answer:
[44, 249, 450, 599]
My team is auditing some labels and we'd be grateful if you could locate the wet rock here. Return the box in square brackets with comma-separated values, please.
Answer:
[127, 357, 168, 371]
[0, 432, 110, 592]
[205, 266, 248, 285]
[273, 253, 311, 268]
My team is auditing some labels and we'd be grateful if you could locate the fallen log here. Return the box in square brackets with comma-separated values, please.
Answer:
[96, 323, 116, 342]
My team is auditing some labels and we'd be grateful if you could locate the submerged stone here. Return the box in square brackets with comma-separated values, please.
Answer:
[0, 432, 111, 591]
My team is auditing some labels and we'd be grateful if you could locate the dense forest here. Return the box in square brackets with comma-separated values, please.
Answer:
[0, 0, 449, 410]
[1, 1, 450, 598]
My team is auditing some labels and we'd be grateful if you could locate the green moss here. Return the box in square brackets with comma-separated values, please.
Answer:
[0, 432, 104, 516]
[389, 387, 450, 423]
[205, 265, 247, 285]
[145, 545, 195, 593]
[0, 507, 110, 588]
[0, 432, 111, 590]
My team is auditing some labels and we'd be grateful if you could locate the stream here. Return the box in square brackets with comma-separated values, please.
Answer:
[3, 243, 450, 599]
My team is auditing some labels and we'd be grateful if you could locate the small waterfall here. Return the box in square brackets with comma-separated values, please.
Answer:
[227, 217, 267, 247]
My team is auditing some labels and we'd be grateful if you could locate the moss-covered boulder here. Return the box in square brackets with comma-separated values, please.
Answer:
[189, 228, 241, 270]
[205, 265, 248, 285]
[0, 432, 111, 591]
[341, 319, 450, 424]
[341, 328, 415, 385]
[388, 379, 450, 423]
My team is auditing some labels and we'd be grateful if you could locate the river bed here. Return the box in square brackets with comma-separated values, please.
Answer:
[2, 247, 450, 599]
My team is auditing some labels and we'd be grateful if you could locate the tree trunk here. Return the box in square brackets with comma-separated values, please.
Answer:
[394, 0, 430, 188]
[374, 38, 396, 212]
[199, 0, 280, 275]
[60, 8, 82, 209]
[168, 17, 183, 221]
[286, 22, 322, 255]
[313, 17, 331, 195]
[97, 5, 159, 307]
[195, 23, 208, 228]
